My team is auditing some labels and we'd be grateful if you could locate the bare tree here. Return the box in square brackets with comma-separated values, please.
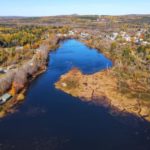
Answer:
[13, 69, 27, 93]
[0, 71, 15, 94]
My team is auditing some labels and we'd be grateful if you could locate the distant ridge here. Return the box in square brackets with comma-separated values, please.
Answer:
[0, 14, 150, 18]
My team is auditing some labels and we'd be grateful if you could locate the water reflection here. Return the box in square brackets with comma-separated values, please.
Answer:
[0, 40, 149, 150]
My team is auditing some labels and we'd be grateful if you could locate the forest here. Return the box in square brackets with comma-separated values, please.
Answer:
[0, 24, 70, 95]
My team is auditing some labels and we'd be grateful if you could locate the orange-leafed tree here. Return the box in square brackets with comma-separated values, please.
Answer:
[10, 82, 16, 96]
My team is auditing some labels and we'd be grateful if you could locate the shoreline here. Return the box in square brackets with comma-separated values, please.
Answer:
[1, 38, 149, 121]
[0, 41, 59, 118]
[55, 68, 150, 122]
[0, 36, 76, 118]
[0, 67, 47, 118]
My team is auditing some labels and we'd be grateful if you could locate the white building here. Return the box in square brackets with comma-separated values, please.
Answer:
[68, 31, 75, 36]
[124, 35, 131, 42]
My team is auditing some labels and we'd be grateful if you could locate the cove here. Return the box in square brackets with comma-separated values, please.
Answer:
[0, 39, 150, 150]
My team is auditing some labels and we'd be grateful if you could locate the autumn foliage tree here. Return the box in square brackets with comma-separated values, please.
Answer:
[12, 69, 28, 93]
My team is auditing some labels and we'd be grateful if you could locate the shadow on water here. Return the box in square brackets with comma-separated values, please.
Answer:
[0, 39, 150, 150]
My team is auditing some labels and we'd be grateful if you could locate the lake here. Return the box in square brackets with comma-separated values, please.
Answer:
[0, 39, 150, 150]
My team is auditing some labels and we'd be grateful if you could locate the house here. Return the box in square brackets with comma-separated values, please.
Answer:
[136, 31, 142, 37]
[80, 32, 89, 37]
[110, 32, 118, 40]
[80, 32, 91, 40]
[135, 39, 141, 45]
[63, 34, 67, 37]
[68, 31, 75, 36]
[120, 31, 126, 37]
[0, 93, 12, 105]
[16, 46, 23, 51]
[56, 33, 62, 37]
[124, 35, 131, 42]
[106, 32, 118, 41]
[142, 41, 150, 46]
[0, 68, 5, 74]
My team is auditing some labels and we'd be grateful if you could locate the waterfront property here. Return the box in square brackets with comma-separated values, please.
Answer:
[0, 93, 12, 105]
[0, 39, 149, 150]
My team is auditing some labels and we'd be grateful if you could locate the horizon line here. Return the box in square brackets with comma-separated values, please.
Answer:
[0, 13, 150, 18]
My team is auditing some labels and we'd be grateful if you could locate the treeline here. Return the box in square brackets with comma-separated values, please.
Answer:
[0, 26, 47, 48]
[0, 35, 59, 95]
[0, 24, 70, 95]
[0, 25, 70, 67]
[0, 25, 70, 47]
[0, 47, 34, 66]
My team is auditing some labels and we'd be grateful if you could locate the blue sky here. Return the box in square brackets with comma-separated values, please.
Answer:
[0, 0, 150, 16]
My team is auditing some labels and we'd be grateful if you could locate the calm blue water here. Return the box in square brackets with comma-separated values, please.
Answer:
[0, 39, 150, 150]
[50, 39, 112, 74]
